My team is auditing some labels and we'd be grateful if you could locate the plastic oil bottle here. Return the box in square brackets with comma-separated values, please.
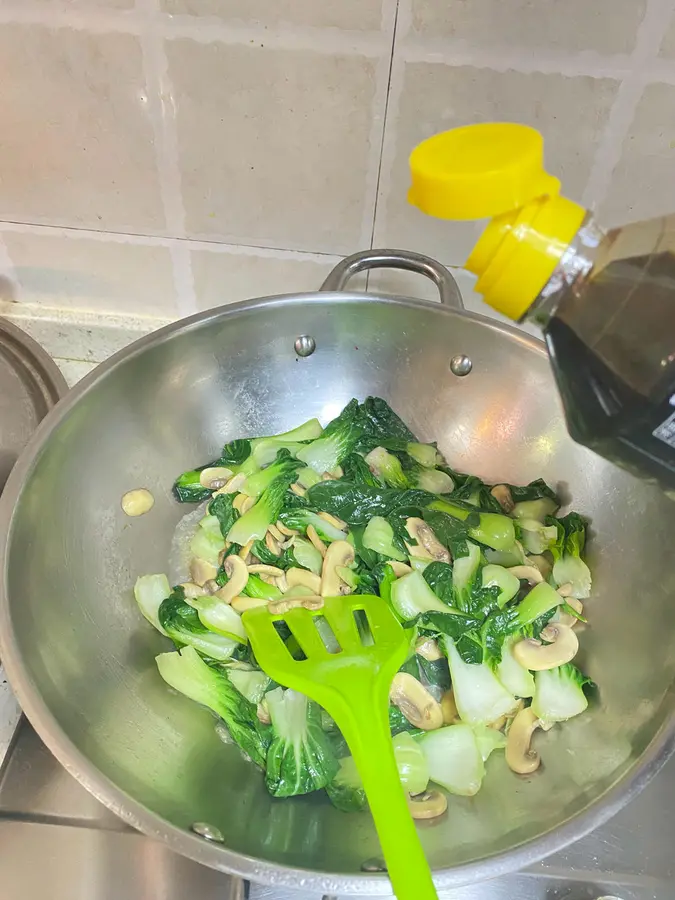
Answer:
[408, 122, 675, 491]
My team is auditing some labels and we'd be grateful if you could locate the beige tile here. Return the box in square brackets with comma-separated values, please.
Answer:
[0, 25, 164, 233]
[23, 0, 135, 6]
[161, 0, 385, 30]
[3, 231, 179, 317]
[168, 39, 378, 254]
[411, 0, 646, 54]
[191, 248, 356, 310]
[600, 84, 675, 226]
[659, 14, 675, 56]
[375, 64, 619, 265]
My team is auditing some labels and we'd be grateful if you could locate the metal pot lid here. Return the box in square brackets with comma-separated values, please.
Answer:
[0, 318, 67, 493]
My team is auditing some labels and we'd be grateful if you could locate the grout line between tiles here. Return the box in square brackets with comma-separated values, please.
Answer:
[366, 0, 400, 250]
[0, 220, 345, 264]
[137, 0, 196, 313]
[169, 242, 197, 317]
[581, 0, 675, 210]
[369, 0, 411, 249]
[138, 1, 186, 237]
[1, 2, 675, 84]
[399, 38, 635, 79]
[359, 0, 399, 249]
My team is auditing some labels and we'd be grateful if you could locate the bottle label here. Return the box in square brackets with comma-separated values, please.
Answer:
[653, 410, 675, 449]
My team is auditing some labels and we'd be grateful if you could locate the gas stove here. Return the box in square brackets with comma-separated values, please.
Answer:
[0, 708, 672, 900]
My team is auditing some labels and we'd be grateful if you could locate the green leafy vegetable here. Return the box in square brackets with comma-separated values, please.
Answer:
[134, 573, 170, 635]
[416, 724, 485, 796]
[362, 515, 407, 561]
[156, 646, 270, 767]
[531, 663, 593, 725]
[241, 450, 303, 500]
[159, 588, 238, 661]
[296, 399, 367, 473]
[264, 688, 339, 797]
[209, 494, 239, 538]
[219, 439, 252, 466]
[227, 465, 301, 546]
[443, 637, 518, 726]
[278, 508, 348, 542]
[306, 479, 433, 525]
[548, 512, 592, 599]
[422, 561, 454, 606]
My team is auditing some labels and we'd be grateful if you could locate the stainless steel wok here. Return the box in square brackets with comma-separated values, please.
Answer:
[1, 250, 675, 895]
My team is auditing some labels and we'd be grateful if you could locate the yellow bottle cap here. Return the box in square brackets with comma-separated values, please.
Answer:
[408, 122, 586, 319]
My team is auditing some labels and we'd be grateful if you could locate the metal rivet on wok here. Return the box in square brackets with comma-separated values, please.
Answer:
[294, 335, 316, 358]
[191, 822, 224, 843]
[361, 857, 387, 872]
[450, 353, 473, 376]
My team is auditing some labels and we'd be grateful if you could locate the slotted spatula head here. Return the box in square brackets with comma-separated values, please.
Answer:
[243, 593, 409, 710]
[243, 594, 439, 900]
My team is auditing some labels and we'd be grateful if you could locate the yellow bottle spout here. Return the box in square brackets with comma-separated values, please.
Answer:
[408, 122, 586, 320]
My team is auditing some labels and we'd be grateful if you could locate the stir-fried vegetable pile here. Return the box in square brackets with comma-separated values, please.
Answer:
[135, 397, 594, 812]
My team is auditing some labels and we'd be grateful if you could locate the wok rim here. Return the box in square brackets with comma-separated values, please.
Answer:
[1, 289, 673, 894]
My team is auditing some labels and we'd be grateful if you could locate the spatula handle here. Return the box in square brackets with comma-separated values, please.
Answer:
[343, 720, 438, 900]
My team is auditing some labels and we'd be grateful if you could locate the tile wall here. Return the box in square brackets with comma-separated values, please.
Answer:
[0, 0, 675, 363]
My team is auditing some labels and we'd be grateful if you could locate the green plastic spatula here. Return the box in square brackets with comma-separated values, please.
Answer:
[243, 593, 439, 900]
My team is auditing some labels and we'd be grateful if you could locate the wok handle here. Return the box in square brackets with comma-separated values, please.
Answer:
[320, 249, 465, 310]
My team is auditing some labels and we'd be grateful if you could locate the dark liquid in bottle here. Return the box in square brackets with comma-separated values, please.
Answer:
[544, 316, 675, 490]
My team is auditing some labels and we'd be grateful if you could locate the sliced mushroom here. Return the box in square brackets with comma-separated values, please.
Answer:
[214, 472, 246, 495]
[199, 466, 233, 490]
[407, 790, 448, 820]
[256, 700, 271, 725]
[390, 673, 444, 731]
[307, 524, 327, 557]
[275, 572, 289, 593]
[276, 520, 298, 537]
[286, 567, 322, 594]
[556, 596, 584, 628]
[490, 484, 515, 513]
[180, 582, 207, 600]
[290, 482, 307, 497]
[265, 531, 281, 556]
[440, 689, 460, 725]
[268, 594, 324, 614]
[258, 572, 280, 586]
[512, 624, 579, 671]
[318, 510, 348, 531]
[555, 582, 574, 598]
[121, 488, 154, 517]
[216, 555, 249, 604]
[506, 706, 542, 774]
[231, 596, 268, 613]
[203, 579, 221, 595]
[415, 636, 443, 661]
[389, 561, 413, 577]
[248, 564, 284, 577]
[233, 493, 255, 514]
[238, 539, 255, 562]
[190, 557, 218, 587]
[489, 715, 507, 731]
[508, 565, 544, 585]
[268, 523, 285, 542]
[404, 518, 450, 563]
[320, 540, 355, 597]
